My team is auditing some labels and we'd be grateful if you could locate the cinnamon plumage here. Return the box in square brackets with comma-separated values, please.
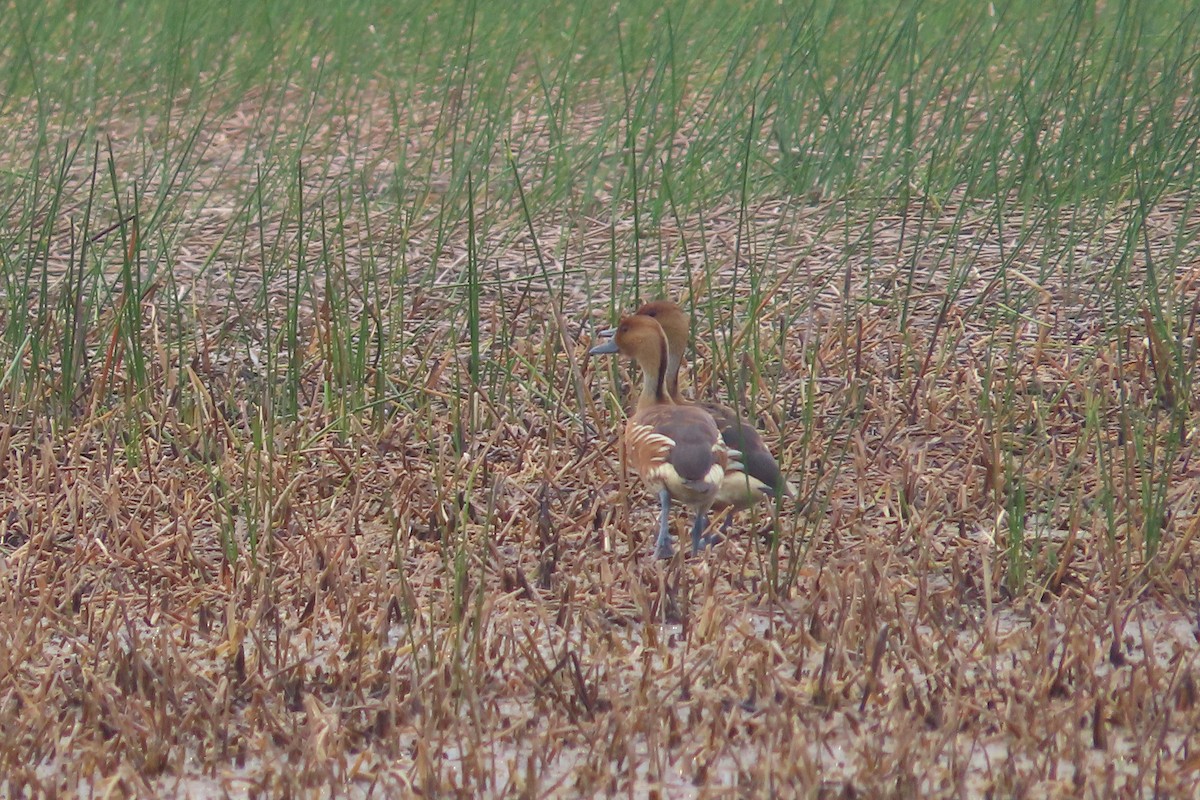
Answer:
[635, 300, 793, 522]
[590, 314, 738, 558]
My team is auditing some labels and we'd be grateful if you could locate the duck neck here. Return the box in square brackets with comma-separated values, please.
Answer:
[636, 336, 672, 412]
[664, 341, 683, 402]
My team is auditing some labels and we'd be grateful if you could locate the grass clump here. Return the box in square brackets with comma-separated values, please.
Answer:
[2, 0, 1200, 796]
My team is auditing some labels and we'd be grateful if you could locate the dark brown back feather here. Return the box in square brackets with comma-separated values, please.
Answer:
[639, 405, 722, 483]
[702, 402, 786, 494]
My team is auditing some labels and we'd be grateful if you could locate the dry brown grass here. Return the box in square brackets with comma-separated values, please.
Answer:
[3, 86, 1200, 800]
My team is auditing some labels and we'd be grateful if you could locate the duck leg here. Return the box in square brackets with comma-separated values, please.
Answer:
[654, 488, 675, 559]
[690, 511, 717, 555]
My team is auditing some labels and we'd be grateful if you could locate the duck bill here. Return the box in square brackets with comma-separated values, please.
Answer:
[589, 327, 618, 355]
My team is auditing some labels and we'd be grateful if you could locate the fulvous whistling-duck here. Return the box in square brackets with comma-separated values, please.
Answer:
[635, 300, 793, 520]
[590, 314, 738, 558]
